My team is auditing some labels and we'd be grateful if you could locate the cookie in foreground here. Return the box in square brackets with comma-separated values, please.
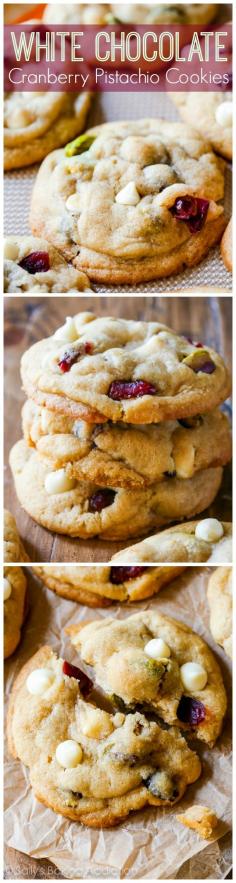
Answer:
[32, 564, 185, 605]
[4, 237, 91, 294]
[111, 519, 232, 564]
[68, 611, 227, 746]
[7, 645, 201, 827]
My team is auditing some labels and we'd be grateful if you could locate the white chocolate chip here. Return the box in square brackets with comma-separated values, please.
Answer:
[115, 181, 140, 206]
[66, 193, 81, 213]
[180, 662, 207, 691]
[4, 240, 19, 261]
[144, 638, 171, 660]
[78, 703, 114, 740]
[44, 469, 76, 495]
[195, 518, 224, 543]
[26, 668, 54, 695]
[4, 578, 12, 601]
[215, 101, 233, 127]
[56, 739, 83, 768]
[8, 107, 33, 129]
[54, 316, 78, 342]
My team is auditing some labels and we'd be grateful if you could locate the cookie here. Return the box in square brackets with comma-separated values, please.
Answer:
[170, 94, 232, 161]
[21, 312, 231, 425]
[4, 565, 27, 659]
[220, 218, 232, 272]
[22, 401, 231, 489]
[4, 509, 28, 563]
[30, 120, 226, 284]
[7, 645, 201, 827]
[4, 92, 91, 170]
[43, 3, 217, 25]
[111, 520, 232, 564]
[4, 237, 91, 294]
[9, 440, 223, 540]
[176, 805, 218, 839]
[207, 567, 232, 658]
[68, 610, 227, 746]
[33, 564, 185, 605]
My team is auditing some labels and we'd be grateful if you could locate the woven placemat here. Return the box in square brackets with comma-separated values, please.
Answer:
[4, 91, 232, 292]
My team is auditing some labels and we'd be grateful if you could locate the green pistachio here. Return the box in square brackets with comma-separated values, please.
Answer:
[65, 133, 96, 157]
[183, 349, 215, 374]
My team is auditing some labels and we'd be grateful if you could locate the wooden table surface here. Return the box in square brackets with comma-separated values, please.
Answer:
[4, 295, 232, 563]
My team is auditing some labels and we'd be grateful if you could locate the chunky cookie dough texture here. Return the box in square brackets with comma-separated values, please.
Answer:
[30, 119, 226, 284]
[170, 94, 232, 161]
[207, 567, 232, 658]
[33, 564, 185, 605]
[22, 401, 232, 490]
[111, 520, 232, 564]
[4, 565, 27, 659]
[4, 237, 92, 294]
[4, 509, 28, 563]
[4, 92, 91, 170]
[68, 611, 227, 746]
[220, 218, 232, 273]
[43, 3, 218, 25]
[9, 440, 223, 540]
[8, 645, 201, 827]
[20, 313, 231, 425]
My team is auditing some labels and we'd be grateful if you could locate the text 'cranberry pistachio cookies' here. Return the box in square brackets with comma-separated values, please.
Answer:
[4, 509, 28, 563]
[4, 566, 27, 659]
[4, 237, 92, 294]
[43, 4, 218, 25]
[7, 646, 201, 827]
[68, 611, 227, 746]
[207, 567, 232, 659]
[4, 92, 91, 171]
[170, 94, 233, 162]
[33, 564, 185, 606]
[111, 519, 232, 564]
[9, 442, 223, 540]
[30, 119, 226, 284]
[22, 401, 231, 490]
[20, 313, 231, 424]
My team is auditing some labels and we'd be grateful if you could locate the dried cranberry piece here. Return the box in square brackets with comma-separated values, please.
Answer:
[89, 488, 116, 512]
[110, 566, 146, 584]
[59, 341, 92, 373]
[19, 251, 50, 274]
[108, 380, 157, 400]
[187, 338, 203, 348]
[63, 660, 93, 696]
[196, 360, 216, 375]
[177, 696, 206, 727]
[170, 196, 209, 234]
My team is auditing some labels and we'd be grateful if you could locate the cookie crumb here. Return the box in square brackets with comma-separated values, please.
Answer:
[176, 804, 218, 839]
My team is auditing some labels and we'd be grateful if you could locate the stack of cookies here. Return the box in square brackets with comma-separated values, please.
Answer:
[9, 312, 231, 542]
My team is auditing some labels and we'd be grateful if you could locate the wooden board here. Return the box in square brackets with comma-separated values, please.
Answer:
[4, 294, 232, 562]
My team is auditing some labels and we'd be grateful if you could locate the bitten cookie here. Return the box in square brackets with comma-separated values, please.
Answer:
[9, 440, 223, 540]
[7, 645, 201, 827]
[4, 237, 91, 294]
[220, 219, 232, 272]
[30, 119, 226, 284]
[4, 92, 91, 170]
[207, 567, 232, 658]
[32, 564, 185, 605]
[22, 400, 232, 489]
[68, 611, 227, 746]
[4, 566, 27, 659]
[111, 520, 232, 564]
[170, 94, 232, 161]
[20, 312, 231, 424]
[43, 4, 217, 25]
[4, 509, 28, 563]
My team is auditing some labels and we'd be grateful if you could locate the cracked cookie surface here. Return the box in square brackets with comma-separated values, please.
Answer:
[207, 567, 232, 658]
[30, 119, 225, 283]
[4, 237, 91, 294]
[22, 400, 231, 489]
[4, 565, 27, 659]
[68, 611, 227, 746]
[111, 520, 232, 564]
[33, 564, 185, 606]
[21, 312, 231, 425]
[7, 645, 201, 827]
[4, 92, 91, 170]
[9, 439, 223, 540]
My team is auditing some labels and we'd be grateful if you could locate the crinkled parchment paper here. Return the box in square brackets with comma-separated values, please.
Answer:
[4, 567, 232, 879]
